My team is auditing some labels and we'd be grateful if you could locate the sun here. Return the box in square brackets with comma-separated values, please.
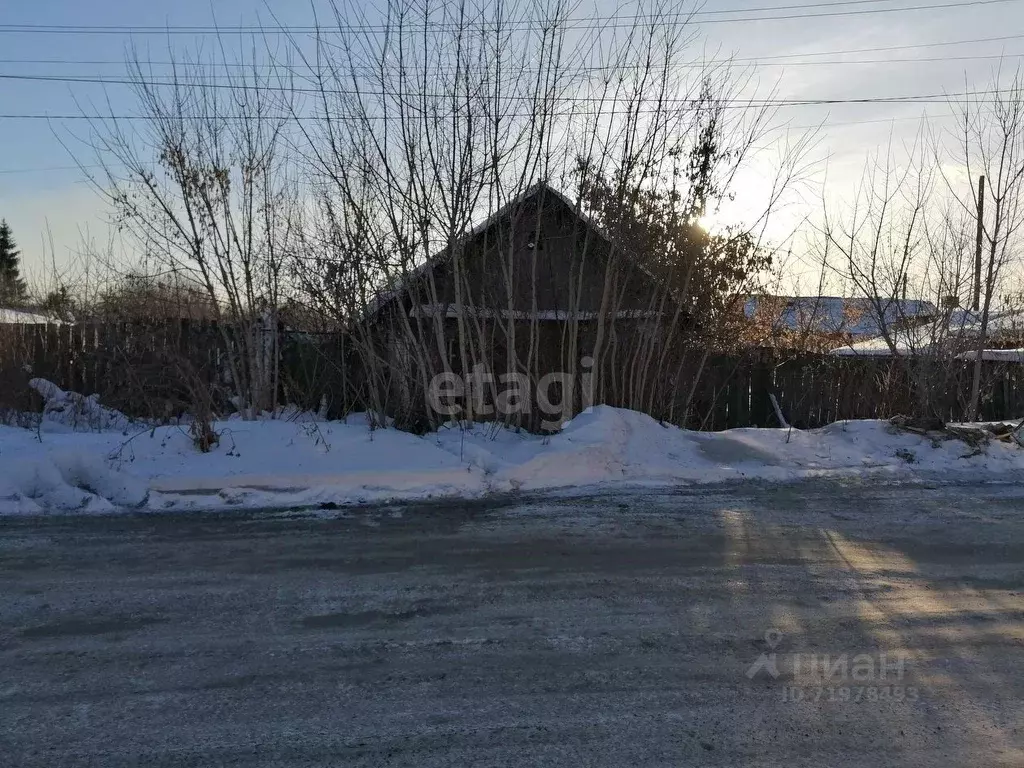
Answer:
[696, 212, 720, 234]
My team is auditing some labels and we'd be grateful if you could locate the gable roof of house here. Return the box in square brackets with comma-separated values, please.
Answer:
[744, 295, 937, 338]
[365, 182, 626, 319]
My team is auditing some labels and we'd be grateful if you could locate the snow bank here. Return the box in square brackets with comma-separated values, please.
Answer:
[0, 428, 148, 514]
[437, 406, 1024, 491]
[1, 396, 1023, 515]
[28, 378, 138, 433]
[433, 407, 714, 490]
[0, 412, 486, 515]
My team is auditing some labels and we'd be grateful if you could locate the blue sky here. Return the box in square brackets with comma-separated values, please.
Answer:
[2, 0, 1022, 288]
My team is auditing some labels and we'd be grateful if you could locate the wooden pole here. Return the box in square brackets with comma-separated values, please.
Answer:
[973, 175, 986, 311]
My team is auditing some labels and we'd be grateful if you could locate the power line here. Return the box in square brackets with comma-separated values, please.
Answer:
[783, 113, 959, 129]
[0, 113, 966, 175]
[7, 31, 1024, 65]
[663, 0, 1009, 12]
[4, 51, 1024, 74]
[745, 32, 1024, 58]
[0, 71, 1016, 107]
[0, 97, 1004, 125]
[0, 114, 963, 173]
[1, 30, 1021, 73]
[0, 164, 109, 175]
[0, 0, 1015, 36]
[5, 32, 1024, 68]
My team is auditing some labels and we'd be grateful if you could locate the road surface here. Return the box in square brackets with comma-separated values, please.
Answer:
[2, 480, 1024, 766]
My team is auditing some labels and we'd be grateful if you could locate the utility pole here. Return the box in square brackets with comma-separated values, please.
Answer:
[973, 175, 986, 311]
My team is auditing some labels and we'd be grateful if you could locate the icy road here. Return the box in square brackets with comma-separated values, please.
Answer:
[2, 480, 1024, 766]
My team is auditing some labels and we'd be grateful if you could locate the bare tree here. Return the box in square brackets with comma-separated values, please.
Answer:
[815, 77, 1024, 422]
[289, 0, 811, 429]
[818, 132, 936, 351]
[52, 0, 812, 431]
[80, 44, 299, 418]
[945, 72, 1024, 420]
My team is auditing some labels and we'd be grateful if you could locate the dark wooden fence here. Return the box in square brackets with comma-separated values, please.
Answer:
[2, 320, 1023, 429]
[0, 321, 226, 420]
[682, 352, 1024, 430]
[0, 320, 356, 421]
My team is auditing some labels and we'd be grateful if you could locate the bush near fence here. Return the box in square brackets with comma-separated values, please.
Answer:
[2, 320, 1022, 429]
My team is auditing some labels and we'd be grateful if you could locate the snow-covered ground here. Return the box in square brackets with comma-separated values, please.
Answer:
[1, 381, 1022, 514]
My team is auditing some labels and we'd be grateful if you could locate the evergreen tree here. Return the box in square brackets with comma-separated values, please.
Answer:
[0, 220, 28, 306]
[42, 285, 75, 322]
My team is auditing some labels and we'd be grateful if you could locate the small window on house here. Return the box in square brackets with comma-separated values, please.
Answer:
[526, 230, 543, 251]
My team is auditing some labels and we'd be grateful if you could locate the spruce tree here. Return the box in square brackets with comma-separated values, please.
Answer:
[0, 220, 28, 306]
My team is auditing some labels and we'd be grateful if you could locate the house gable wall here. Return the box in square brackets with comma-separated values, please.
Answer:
[403, 192, 658, 315]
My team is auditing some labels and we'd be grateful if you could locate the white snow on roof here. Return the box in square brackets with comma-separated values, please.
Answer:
[0, 308, 60, 325]
[958, 348, 1024, 362]
[409, 304, 663, 321]
[830, 325, 936, 356]
[831, 309, 1024, 357]
[948, 308, 1024, 334]
[744, 296, 936, 338]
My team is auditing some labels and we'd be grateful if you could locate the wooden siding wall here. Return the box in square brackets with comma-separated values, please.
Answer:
[405, 198, 655, 314]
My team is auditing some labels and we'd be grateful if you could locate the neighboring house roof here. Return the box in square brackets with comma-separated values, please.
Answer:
[958, 348, 1024, 362]
[744, 296, 936, 338]
[830, 325, 936, 357]
[947, 308, 1024, 335]
[831, 309, 1024, 357]
[408, 304, 663, 320]
[0, 307, 61, 324]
